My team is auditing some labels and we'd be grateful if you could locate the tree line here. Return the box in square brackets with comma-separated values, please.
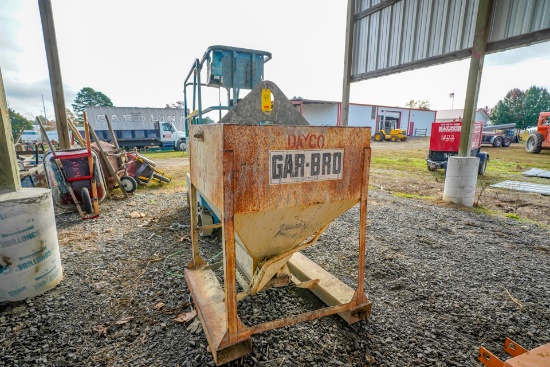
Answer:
[10, 84, 550, 140]
[490, 85, 550, 129]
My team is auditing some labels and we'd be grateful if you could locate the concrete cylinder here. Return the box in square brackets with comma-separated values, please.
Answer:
[443, 156, 479, 207]
[0, 188, 63, 302]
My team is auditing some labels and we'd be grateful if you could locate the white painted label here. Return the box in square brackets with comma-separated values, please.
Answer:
[269, 149, 344, 184]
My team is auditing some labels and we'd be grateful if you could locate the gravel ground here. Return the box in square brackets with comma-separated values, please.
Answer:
[1, 183, 549, 367]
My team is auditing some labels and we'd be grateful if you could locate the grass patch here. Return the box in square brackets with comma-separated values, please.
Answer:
[469, 206, 498, 217]
[141, 150, 189, 159]
[393, 192, 436, 200]
[505, 213, 520, 220]
[371, 157, 427, 172]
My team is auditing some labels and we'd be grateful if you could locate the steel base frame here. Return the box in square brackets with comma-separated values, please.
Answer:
[185, 148, 372, 366]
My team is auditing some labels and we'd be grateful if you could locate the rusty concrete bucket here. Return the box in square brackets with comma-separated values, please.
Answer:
[185, 81, 372, 365]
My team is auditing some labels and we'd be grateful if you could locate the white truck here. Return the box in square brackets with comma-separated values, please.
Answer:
[85, 107, 187, 151]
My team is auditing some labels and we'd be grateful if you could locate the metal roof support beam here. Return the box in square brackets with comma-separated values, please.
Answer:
[458, 0, 493, 156]
[341, 0, 356, 127]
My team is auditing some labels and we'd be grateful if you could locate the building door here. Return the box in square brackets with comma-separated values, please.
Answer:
[408, 121, 414, 136]
[377, 110, 401, 131]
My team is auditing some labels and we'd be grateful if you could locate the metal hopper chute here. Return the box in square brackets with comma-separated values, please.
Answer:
[183, 46, 372, 366]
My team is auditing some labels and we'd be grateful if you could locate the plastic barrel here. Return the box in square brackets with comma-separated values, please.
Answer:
[443, 156, 480, 207]
[0, 188, 63, 302]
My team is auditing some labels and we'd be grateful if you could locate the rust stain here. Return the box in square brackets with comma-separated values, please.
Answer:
[0, 255, 12, 275]
[2, 255, 12, 266]
[188, 123, 372, 365]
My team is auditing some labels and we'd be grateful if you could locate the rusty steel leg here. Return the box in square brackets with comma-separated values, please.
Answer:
[222, 150, 239, 344]
[184, 267, 251, 365]
[189, 182, 205, 268]
[247, 302, 362, 337]
[354, 147, 371, 303]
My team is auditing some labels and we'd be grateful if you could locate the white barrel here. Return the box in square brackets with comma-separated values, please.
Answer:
[0, 188, 63, 302]
[443, 156, 479, 207]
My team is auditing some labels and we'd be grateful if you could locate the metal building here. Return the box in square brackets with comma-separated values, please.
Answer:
[292, 99, 436, 136]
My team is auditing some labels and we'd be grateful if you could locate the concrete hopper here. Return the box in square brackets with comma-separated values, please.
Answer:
[185, 81, 372, 365]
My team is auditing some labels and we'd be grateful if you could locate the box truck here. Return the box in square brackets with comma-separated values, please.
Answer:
[85, 107, 187, 151]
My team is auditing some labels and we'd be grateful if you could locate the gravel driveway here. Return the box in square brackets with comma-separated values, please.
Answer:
[1, 178, 549, 366]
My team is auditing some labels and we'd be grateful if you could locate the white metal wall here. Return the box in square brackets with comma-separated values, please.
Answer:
[348, 104, 376, 129]
[409, 109, 437, 136]
[300, 104, 339, 126]
[297, 101, 436, 136]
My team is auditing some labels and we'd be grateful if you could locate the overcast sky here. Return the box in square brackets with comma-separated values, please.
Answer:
[1, 0, 550, 120]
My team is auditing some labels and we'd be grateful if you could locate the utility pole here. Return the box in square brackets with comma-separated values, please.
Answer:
[38, 0, 70, 149]
[42, 95, 47, 121]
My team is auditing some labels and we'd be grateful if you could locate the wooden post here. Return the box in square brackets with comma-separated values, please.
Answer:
[88, 124, 128, 198]
[458, 0, 493, 156]
[38, 0, 70, 150]
[340, 0, 356, 127]
[0, 69, 22, 193]
[105, 115, 120, 150]
[67, 118, 86, 147]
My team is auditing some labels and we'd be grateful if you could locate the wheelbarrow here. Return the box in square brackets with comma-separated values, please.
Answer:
[91, 140, 137, 194]
[126, 152, 171, 186]
[39, 116, 106, 219]
[67, 116, 135, 197]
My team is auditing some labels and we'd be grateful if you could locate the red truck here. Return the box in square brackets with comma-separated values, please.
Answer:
[426, 121, 489, 175]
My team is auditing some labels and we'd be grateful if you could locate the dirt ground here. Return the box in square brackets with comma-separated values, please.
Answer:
[367, 138, 550, 228]
[1, 138, 550, 367]
[152, 138, 550, 228]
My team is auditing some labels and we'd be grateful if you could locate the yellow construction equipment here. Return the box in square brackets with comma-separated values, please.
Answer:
[374, 128, 407, 142]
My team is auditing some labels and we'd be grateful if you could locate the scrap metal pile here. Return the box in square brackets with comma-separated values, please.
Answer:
[16, 114, 171, 220]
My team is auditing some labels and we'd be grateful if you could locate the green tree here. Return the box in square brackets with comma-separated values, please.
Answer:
[405, 100, 431, 110]
[8, 108, 33, 140]
[165, 101, 184, 109]
[491, 88, 525, 127]
[72, 87, 113, 121]
[66, 108, 77, 123]
[521, 86, 550, 128]
[491, 86, 550, 129]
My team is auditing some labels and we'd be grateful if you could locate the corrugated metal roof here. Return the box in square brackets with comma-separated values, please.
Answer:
[351, 0, 550, 81]
[436, 109, 465, 121]
[522, 168, 550, 179]
[491, 181, 550, 195]
[488, 0, 550, 43]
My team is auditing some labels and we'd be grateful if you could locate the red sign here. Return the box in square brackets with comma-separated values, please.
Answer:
[429, 121, 483, 152]
[287, 133, 325, 149]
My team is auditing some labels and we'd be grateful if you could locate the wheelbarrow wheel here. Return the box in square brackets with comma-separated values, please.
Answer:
[120, 175, 138, 193]
[152, 173, 170, 183]
[81, 187, 93, 215]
